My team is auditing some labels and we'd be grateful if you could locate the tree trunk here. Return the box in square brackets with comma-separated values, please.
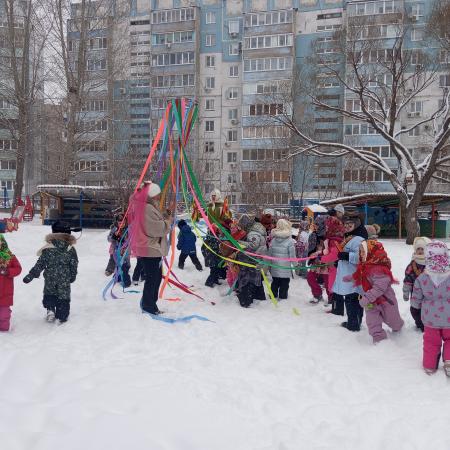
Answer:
[13, 108, 28, 204]
[404, 199, 420, 245]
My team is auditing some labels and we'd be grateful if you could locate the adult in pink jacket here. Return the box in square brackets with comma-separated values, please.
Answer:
[129, 181, 172, 315]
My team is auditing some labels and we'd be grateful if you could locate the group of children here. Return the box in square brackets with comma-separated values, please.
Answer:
[1, 208, 450, 377]
[192, 205, 450, 377]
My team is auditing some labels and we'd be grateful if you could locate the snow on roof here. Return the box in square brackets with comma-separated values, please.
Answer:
[320, 193, 450, 206]
[305, 204, 328, 213]
[37, 184, 110, 191]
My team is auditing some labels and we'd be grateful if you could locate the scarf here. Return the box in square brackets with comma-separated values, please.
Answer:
[353, 241, 397, 295]
[0, 235, 13, 268]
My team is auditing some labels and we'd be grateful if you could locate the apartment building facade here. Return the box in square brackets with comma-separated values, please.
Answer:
[63, 0, 450, 206]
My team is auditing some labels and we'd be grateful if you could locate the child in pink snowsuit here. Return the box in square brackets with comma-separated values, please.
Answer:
[351, 240, 404, 343]
[411, 241, 450, 377]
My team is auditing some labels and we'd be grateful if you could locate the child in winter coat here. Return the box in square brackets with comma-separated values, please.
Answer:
[403, 237, 431, 331]
[23, 221, 79, 323]
[201, 227, 222, 288]
[295, 220, 310, 278]
[333, 214, 368, 331]
[236, 227, 266, 307]
[0, 235, 22, 331]
[177, 219, 202, 271]
[306, 241, 329, 304]
[411, 241, 450, 376]
[268, 219, 296, 300]
[351, 240, 404, 344]
[105, 213, 131, 287]
[320, 216, 345, 306]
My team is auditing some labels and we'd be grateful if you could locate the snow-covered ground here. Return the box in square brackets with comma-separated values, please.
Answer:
[1, 220, 450, 450]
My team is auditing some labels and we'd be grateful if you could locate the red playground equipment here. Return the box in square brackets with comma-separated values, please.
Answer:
[0, 196, 34, 233]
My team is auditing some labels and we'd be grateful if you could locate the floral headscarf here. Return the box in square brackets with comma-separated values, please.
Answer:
[0, 234, 13, 267]
[425, 241, 450, 273]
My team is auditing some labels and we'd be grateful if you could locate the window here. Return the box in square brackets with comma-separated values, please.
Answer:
[409, 127, 420, 137]
[0, 180, 13, 190]
[228, 88, 238, 99]
[87, 58, 106, 71]
[317, 12, 342, 20]
[346, 99, 361, 112]
[228, 173, 237, 183]
[244, 10, 293, 27]
[78, 141, 107, 152]
[410, 101, 423, 115]
[206, 55, 215, 67]
[205, 161, 214, 173]
[152, 51, 194, 66]
[205, 120, 214, 132]
[229, 20, 239, 35]
[205, 99, 215, 110]
[242, 126, 290, 139]
[229, 43, 240, 55]
[205, 34, 215, 46]
[205, 141, 215, 153]
[243, 57, 292, 72]
[206, 12, 216, 24]
[440, 50, 450, 64]
[244, 34, 293, 50]
[411, 3, 424, 18]
[89, 37, 107, 50]
[151, 8, 195, 24]
[248, 103, 284, 116]
[153, 74, 194, 88]
[411, 28, 424, 41]
[206, 77, 215, 89]
[410, 49, 423, 65]
[229, 65, 238, 77]
[0, 160, 16, 170]
[227, 130, 237, 141]
[152, 30, 194, 45]
[227, 152, 237, 163]
[317, 24, 341, 32]
[74, 160, 108, 172]
[440, 75, 450, 87]
[82, 99, 107, 112]
[228, 109, 238, 120]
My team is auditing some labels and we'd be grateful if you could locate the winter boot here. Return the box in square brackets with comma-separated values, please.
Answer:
[195, 264, 203, 272]
[133, 281, 139, 286]
[424, 367, 437, 375]
[444, 361, 450, 378]
[105, 270, 113, 276]
[309, 296, 323, 304]
[178, 262, 184, 270]
[46, 310, 56, 323]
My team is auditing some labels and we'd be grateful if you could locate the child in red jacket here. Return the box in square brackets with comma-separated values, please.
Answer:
[0, 235, 22, 331]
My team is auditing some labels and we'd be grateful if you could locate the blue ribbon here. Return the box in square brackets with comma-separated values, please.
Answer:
[141, 309, 213, 324]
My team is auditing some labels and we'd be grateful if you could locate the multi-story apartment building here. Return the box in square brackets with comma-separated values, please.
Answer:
[60, 0, 450, 206]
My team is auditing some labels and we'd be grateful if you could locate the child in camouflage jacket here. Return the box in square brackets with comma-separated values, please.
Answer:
[23, 221, 79, 323]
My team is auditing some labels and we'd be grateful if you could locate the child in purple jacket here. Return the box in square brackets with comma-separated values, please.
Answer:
[411, 241, 450, 377]
[351, 240, 404, 344]
[403, 237, 430, 331]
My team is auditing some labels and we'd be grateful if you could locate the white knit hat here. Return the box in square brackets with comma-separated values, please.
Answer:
[275, 218, 292, 232]
[334, 204, 345, 214]
[144, 181, 161, 198]
[413, 236, 431, 252]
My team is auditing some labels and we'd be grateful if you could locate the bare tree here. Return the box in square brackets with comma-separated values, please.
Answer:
[0, 0, 49, 202]
[273, 17, 450, 243]
[427, 0, 450, 51]
[42, 0, 128, 185]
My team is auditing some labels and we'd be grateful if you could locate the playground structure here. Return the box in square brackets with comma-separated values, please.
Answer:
[35, 185, 118, 229]
[0, 194, 34, 233]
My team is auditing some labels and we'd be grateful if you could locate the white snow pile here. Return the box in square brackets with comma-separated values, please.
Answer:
[1, 221, 450, 450]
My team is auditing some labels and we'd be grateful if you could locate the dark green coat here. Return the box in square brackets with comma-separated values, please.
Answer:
[28, 233, 78, 299]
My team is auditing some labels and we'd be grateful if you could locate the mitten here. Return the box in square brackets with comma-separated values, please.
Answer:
[23, 274, 33, 284]
[338, 251, 349, 261]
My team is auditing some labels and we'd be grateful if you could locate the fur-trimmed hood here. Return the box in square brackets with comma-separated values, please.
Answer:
[38, 233, 76, 256]
[271, 228, 292, 239]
